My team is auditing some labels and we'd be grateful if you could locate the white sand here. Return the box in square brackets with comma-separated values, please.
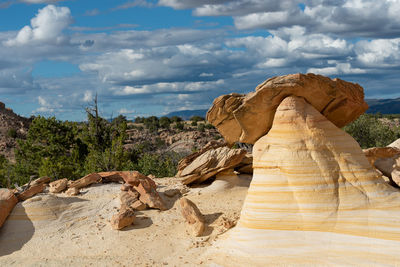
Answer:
[0, 176, 250, 266]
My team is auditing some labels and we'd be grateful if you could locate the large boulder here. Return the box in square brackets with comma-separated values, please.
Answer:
[178, 146, 247, 185]
[211, 96, 400, 265]
[207, 73, 368, 144]
[0, 189, 18, 227]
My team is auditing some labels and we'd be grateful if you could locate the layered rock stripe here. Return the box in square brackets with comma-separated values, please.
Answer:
[215, 96, 400, 265]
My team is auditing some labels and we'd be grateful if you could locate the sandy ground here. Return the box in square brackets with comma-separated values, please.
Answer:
[0, 176, 251, 266]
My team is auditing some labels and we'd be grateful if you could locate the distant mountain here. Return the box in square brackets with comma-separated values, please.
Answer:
[165, 109, 208, 120]
[366, 98, 400, 114]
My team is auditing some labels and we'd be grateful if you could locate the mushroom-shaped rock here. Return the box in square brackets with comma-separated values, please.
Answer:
[207, 73, 368, 144]
[211, 96, 400, 266]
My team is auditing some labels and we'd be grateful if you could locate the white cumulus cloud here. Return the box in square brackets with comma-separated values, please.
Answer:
[5, 5, 72, 46]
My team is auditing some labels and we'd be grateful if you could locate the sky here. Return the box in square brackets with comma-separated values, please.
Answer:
[0, 0, 400, 121]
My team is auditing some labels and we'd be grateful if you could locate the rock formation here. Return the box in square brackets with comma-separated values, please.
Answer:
[179, 197, 205, 237]
[49, 178, 68, 193]
[177, 146, 247, 185]
[207, 74, 400, 265]
[207, 73, 368, 144]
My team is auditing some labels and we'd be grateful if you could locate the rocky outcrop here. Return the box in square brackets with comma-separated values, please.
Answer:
[0, 189, 18, 227]
[178, 146, 247, 185]
[363, 147, 400, 166]
[211, 95, 400, 265]
[207, 73, 368, 144]
[179, 197, 205, 237]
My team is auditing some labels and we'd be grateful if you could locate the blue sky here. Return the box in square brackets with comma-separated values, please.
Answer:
[0, 0, 400, 121]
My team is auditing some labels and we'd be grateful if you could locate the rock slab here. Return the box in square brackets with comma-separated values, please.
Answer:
[179, 197, 205, 237]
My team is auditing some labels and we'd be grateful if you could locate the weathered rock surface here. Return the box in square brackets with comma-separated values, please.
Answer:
[65, 187, 80, 196]
[176, 140, 226, 176]
[17, 183, 46, 201]
[207, 73, 368, 144]
[0, 189, 18, 227]
[363, 146, 400, 166]
[98, 171, 125, 183]
[69, 173, 102, 189]
[110, 207, 135, 230]
[179, 197, 205, 237]
[49, 178, 68, 193]
[28, 176, 51, 187]
[212, 96, 400, 265]
[374, 155, 400, 187]
[178, 146, 247, 185]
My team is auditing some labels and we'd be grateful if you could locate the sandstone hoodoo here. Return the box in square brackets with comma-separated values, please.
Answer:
[207, 74, 400, 266]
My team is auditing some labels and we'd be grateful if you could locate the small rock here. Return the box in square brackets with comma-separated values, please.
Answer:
[49, 178, 68, 193]
[135, 179, 166, 211]
[65, 187, 80, 196]
[28, 176, 51, 187]
[120, 190, 139, 207]
[179, 197, 205, 237]
[120, 183, 132, 191]
[131, 200, 147, 211]
[110, 207, 135, 230]
[69, 173, 102, 189]
[17, 183, 46, 201]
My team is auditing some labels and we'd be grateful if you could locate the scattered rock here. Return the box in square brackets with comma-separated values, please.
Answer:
[120, 190, 139, 207]
[135, 179, 166, 211]
[120, 183, 132, 191]
[69, 173, 102, 189]
[29, 176, 51, 187]
[374, 155, 400, 187]
[0, 188, 18, 227]
[65, 187, 80, 196]
[98, 171, 125, 183]
[179, 197, 205, 237]
[110, 207, 135, 230]
[49, 178, 68, 193]
[178, 146, 247, 185]
[17, 183, 46, 201]
[121, 171, 156, 188]
[131, 200, 147, 211]
[207, 73, 368, 144]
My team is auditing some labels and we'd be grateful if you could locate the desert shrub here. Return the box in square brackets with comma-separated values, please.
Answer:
[159, 117, 171, 129]
[174, 121, 184, 131]
[135, 152, 182, 177]
[204, 123, 214, 129]
[7, 128, 17, 138]
[190, 116, 205, 122]
[343, 114, 400, 148]
[197, 123, 205, 132]
[191, 121, 197, 126]
[170, 116, 182, 123]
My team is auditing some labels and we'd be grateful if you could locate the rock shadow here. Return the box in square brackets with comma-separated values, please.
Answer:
[160, 190, 182, 210]
[202, 212, 223, 236]
[122, 212, 153, 230]
[0, 204, 34, 257]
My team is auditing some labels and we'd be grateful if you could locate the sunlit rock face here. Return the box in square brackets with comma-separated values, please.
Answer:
[206, 73, 368, 145]
[209, 95, 400, 266]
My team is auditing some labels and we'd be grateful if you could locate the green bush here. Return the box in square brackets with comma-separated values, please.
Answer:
[343, 114, 400, 148]
[135, 152, 181, 177]
[7, 128, 17, 138]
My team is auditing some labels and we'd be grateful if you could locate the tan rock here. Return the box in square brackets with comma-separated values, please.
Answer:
[374, 155, 400, 187]
[120, 183, 133, 191]
[120, 171, 156, 188]
[0, 189, 18, 227]
[120, 190, 139, 207]
[207, 73, 368, 144]
[130, 200, 147, 211]
[178, 146, 247, 185]
[135, 179, 166, 211]
[363, 147, 400, 166]
[49, 178, 68, 193]
[65, 187, 80, 196]
[179, 197, 205, 237]
[17, 183, 45, 201]
[217, 96, 400, 265]
[28, 176, 51, 186]
[177, 140, 226, 176]
[110, 207, 135, 230]
[69, 173, 102, 189]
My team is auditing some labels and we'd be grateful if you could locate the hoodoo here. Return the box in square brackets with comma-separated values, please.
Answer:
[207, 74, 400, 266]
